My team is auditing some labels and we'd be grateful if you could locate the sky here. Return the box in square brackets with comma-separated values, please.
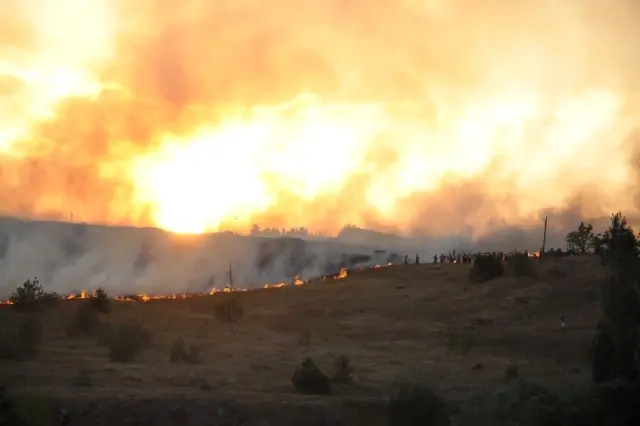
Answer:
[1, 0, 639, 239]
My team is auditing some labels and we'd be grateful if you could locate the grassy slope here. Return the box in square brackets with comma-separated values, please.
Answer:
[0, 256, 601, 406]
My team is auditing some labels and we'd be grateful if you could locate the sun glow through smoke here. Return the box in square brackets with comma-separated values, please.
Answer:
[0, 0, 638, 237]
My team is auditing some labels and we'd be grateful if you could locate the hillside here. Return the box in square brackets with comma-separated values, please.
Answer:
[0, 255, 603, 425]
[0, 217, 401, 297]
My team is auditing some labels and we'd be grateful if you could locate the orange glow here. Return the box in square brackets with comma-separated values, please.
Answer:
[0, 1, 638, 237]
[335, 268, 348, 279]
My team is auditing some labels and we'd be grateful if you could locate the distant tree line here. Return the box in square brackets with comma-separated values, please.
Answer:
[250, 225, 329, 238]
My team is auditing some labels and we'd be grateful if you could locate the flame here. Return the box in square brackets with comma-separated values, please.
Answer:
[0, 1, 638, 236]
[65, 289, 89, 300]
[127, 88, 633, 235]
[0, 262, 391, 304]
[264, 282, 287, 289]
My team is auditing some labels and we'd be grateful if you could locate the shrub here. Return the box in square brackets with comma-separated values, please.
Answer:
[169, 336, 204, 364]
[590, 320, 614, 383]
[447, 329, 474, 356]
[457, 380, 563, 426]
[332, 354, 354, 383]
[95, 321, 116, 347]
[509, 255, 539, 278]
[103, 323, 151, 363]
[90, 287, 110, 314]
[504, 364, 519, 382]
[9, 278, 59, 312]
[594, 212, 640, 382]
[0, 314, 43, 360]
[291, 358, 331, 395]
[16, 314, 42, 356]
[66, 302, 101, 338]
[298, 328, 311, 346]
[0, 387, 11, 424]
[387, 384, 449, 426]
[565, 379, 640, 426]
[1, 391, 53, 426]
[469, 255, 504, 283]
[213, 295, 244, 324]
[72, 368, 92, 387]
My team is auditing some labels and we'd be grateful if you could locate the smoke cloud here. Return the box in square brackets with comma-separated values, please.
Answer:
[0, 0, 639, 284]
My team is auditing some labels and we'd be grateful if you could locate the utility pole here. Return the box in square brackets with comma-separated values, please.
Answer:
[228, 263, 233, 291]
[541, 216, 548, 256]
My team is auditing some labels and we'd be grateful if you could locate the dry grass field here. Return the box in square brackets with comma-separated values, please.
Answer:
[0, 256, 604, 425]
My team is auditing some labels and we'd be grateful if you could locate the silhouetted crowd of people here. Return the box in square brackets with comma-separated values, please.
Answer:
[432, 252, 474, 264]
[398, 248, 579, 267]
[403, 254, 420, 265]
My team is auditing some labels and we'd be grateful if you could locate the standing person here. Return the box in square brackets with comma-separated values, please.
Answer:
[415, 254, 420, 264]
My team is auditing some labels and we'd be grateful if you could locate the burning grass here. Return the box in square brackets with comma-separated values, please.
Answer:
[0, 257, 603, 423]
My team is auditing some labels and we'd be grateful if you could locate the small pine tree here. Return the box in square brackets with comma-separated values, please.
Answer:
[105, 323, 151, 363]
[593, 212, 640, 382]
[66, 302, 101, 338]
[90, 287, 110, 314]
[0, 315, 43, 360]
[388, 384, 449, 426]
[565, 222, 595, 254]
[332, 354, 354, 383]
[9, 278, 59, 312]
[291, 358, 331, 395]
[469, 255, 504, 283]
[169, 336, 203, 364]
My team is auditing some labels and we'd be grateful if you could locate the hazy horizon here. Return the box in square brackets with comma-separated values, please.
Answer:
[0, 211, 623, 298]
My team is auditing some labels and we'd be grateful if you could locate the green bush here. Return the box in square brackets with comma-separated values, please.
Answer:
[9, 278, 59, 312]
[504, 364, 519, 383]
[0, 314, 43, 360]
[291, 358, 331, 395]
[387, 384, 449, 426]
[332, 354, 354, 383]
[457, 380, 563, 426]
[102, 323, 151, 363]
[509, 255, 539, 278]
[447, 329, 474, 356]
[169, 336, 204, 364]
[469, 255, 504, 283]
[2, 391, 54, 426]
[66, 302, 101, 338]
[89, 287, 110, 314]
[565, 379, 640, 426]
[72, 368, 92, 387]
[213, 295, 244, 323]
[95, 321, 116, 347]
